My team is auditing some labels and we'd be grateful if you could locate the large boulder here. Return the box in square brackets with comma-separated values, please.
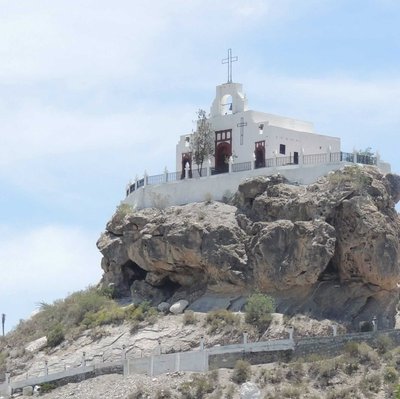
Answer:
[248, 219, 336, 290]
[240, 382, 261, 399]
[98, 166, 400, 328]
[169, 300, 189, 314]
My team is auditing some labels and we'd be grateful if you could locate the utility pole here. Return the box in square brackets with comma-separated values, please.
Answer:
[1, 313, 5, 337]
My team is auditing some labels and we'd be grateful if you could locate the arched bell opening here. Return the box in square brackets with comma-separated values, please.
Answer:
[221, 94, 233, 115]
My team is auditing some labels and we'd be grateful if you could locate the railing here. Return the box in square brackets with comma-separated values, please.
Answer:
[192, 168, 207, 178]
[232, 161, 252, 173]
[167, 171, 181, 182]
[125, 150, 381, 197]
[329, 152, 341, 163]
[276, 156, 294, 166]
[147, 174, 165, 185]
[211, 167, 228, 176]
[265, 157, 275, 168]
[340, 152, 354, 163]
[356, 154, 376, 165]
[137, 178, 145, 189]
[303, 153, 327, 165]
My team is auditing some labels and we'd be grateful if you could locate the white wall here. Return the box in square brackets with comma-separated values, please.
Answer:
[124, 161, 351, 210]
[176, 110, 340, 171]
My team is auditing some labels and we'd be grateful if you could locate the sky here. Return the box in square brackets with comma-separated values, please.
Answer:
[1, 0, 399, 333]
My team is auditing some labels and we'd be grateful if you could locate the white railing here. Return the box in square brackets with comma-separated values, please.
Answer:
[125, 151, 378, 198]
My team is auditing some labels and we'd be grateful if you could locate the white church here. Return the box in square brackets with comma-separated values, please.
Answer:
[125, 50, 389, 210]
[176, 81, 340, 177]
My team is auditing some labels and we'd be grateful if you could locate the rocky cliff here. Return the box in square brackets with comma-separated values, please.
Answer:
[97, 166, 400, 329]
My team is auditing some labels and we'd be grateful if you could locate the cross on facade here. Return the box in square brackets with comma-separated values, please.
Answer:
[222, 48, 238, 83]
[237, 117, 247, 145]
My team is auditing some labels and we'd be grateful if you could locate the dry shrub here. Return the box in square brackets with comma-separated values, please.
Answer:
[204, 309, 241, 334]
[359, 372, 381, 394]
[232, 360, 251, 384]
[183, 310, 198, 325]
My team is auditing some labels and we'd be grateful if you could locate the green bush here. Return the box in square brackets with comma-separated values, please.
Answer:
[384, 366, 399, 384]
[46, 324, 65, 347]
[232, 360, 251, 384]
[395, 384, 400, 399]
[179, 374, 215, 399]
[40, 382, 57, 393]
[114, 203, 134, 224]
[244, 294, 274, 333]
[6, 287, 159, 350]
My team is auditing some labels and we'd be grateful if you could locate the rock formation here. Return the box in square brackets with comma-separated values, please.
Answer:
[97, 166, 400, 329]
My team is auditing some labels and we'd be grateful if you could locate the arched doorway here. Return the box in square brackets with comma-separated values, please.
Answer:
[254, 141, 265, 168]
[181, 153, 192, 179]
[215, 142, 231, 174]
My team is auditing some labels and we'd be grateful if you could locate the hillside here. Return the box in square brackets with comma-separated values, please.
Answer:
[1, 165, 400, 398]
[2, 296, 400, 398]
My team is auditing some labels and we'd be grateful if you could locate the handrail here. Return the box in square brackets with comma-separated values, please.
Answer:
[124, 150, 380, 196]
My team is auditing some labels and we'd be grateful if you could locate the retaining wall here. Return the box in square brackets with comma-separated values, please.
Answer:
[9, 362, 123, 393]
[5, 330, 400, 396]
[293, 329, 400, 359]
[126, 351, 208, 376]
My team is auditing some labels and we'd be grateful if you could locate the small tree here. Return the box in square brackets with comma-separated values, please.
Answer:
[244, 293, 275, 333]
[357, 147, 375, 165]
[191, 109, 215, 176]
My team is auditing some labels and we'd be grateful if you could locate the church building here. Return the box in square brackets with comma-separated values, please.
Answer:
[125, 50, 387, 210]
[176, 50, 340, 175]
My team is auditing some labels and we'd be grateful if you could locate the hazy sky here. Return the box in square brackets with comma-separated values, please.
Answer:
[1, 0, 399, 332]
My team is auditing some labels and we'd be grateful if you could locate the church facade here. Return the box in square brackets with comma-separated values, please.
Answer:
[176, 81, 340, 175]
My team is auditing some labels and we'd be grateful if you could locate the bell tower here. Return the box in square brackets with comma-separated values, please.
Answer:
[210, 49, 248, 117]
[210, 82, 248, 117]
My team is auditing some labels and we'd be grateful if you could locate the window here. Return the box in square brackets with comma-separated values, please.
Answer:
[279, 144, 286, 155]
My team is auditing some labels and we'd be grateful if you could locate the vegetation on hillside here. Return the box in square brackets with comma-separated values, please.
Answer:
[2, 286, 158, 351]
[327, 164, 372, 190]
[244, 293, 275, 333]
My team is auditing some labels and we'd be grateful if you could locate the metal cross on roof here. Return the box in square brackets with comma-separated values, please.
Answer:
[222, 48, 238, 83]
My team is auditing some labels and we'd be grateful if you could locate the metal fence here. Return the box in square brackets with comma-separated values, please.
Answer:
[340, 152, 354, 163]
[167, 171, 181, 182]
[147, 174, 165, 185]
[192, 168, 208, 178]
[303, 153, 327, 165]
[124, 150, 379, 197]
[232, 161, 252, 173]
